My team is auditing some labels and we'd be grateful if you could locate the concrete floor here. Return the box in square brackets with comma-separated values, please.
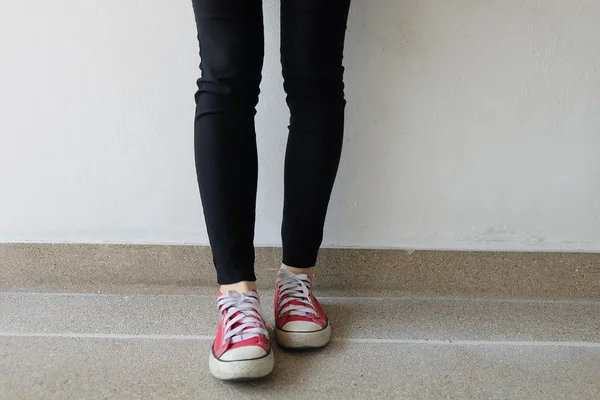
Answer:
[2, 245, 600, 398]
[2, 291, 600, 399]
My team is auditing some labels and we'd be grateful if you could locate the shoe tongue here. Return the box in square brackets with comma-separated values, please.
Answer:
[278, 274, 315, 320]
[281, 290, 313, 318]
[220, 291, 262, 334]
[287, 298, 308, 309]
[282, 300, 314, 323]
[227, 306, 258, 325]
[223, 310, 264, 348]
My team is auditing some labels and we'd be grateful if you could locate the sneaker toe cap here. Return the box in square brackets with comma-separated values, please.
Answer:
[220, 346, 268, 361]
[281, 321, 324, 332]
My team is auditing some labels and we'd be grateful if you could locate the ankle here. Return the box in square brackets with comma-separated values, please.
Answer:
[280, 264, 313, 278]
[219, 281, 257, 295]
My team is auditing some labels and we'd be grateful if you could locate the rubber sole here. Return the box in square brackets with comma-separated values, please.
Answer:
[209, 350, 274, 381]
[275, 323, 331, 349]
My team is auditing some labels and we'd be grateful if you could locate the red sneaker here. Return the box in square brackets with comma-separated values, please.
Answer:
[209, 290, 274, 380]
[274, 269, 331, 349]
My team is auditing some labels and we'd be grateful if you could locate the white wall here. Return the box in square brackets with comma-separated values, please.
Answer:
[2, 0, 600, 251]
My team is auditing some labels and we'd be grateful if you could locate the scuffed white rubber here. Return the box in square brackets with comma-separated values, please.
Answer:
[220, 345, 267, 361]
[209, 349, 274, 381]
[281, 321, 323, 332]
[275, 323, 331, 349]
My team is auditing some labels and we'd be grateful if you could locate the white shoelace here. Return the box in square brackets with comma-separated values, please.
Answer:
[218, 291, 269, 345]
[276, 270, 319, 318]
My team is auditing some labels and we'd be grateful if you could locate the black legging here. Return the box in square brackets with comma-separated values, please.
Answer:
[192, 0, 351, 285]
